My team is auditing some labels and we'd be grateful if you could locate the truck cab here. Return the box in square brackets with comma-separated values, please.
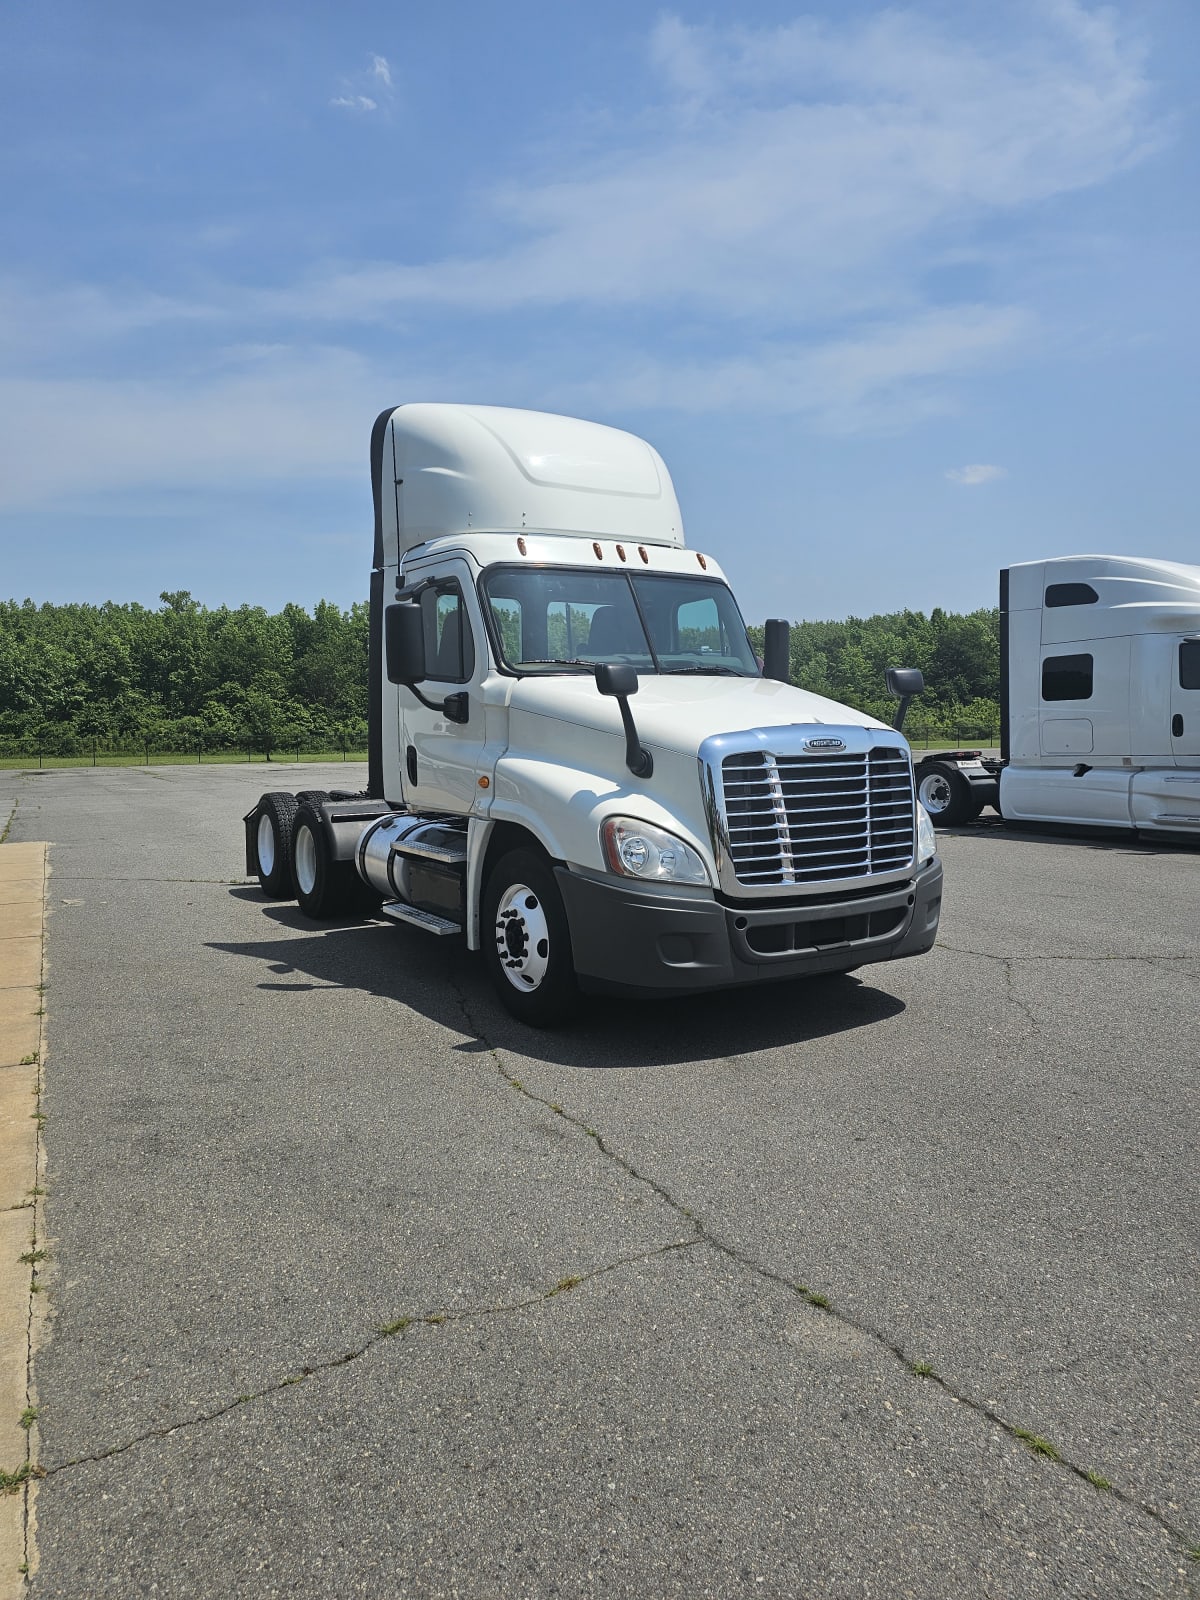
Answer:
[999, 555, 1200, 834]
[247, 404, 942, 1024]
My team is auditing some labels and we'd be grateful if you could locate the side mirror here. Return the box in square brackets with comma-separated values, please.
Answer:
[594, 663, 652, 778]
[885, 667, 924, 700]
[884, 666, 924, 733]
[595, 662, 638, 699]
[385, 603, 426, 685]
[762, 619, 791, 683]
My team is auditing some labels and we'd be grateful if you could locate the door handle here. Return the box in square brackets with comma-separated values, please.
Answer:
[1173, 714, 1184, 737]
[406, 745, 418, 785]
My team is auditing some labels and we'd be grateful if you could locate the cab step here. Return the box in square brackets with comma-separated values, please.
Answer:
[378, 900, 461, 936]
[390, 835, 468, 866]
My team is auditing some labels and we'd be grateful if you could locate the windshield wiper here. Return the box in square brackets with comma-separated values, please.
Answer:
[662, 665, 746, 676]
[517, 658, 594, 669]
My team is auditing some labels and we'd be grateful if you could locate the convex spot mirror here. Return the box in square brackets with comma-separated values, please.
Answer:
[385, 603, 426, 685]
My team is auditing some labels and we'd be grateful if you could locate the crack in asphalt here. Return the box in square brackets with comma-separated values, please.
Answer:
[0, 799, 17, 844]
[1001, 954, 1042, 1036]
[26, 909, 1197, 1573]
[938, 940, 1197, 964]
[445, 975, 1198, 1565]
[36, 1239, 701, 1479]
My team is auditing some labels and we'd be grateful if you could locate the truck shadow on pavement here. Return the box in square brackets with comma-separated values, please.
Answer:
[941, 814, 1200, 855]
[215, 891, 906, 1069]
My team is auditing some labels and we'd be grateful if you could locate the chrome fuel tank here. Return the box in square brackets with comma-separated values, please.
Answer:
[357, 814, 468, 899]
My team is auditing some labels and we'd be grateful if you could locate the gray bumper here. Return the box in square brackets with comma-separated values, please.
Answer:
[556, 858, 943, 997]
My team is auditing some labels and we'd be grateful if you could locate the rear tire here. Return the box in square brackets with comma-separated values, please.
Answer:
[254, 792, 299, 898]
[917, 762, 982, 827]
[292, 802, 357, 919]
[482, 849, 579, 1027]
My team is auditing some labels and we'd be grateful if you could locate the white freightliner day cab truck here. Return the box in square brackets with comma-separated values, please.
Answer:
[908, 555, 1200, 836]
[245, 404, 942, 1025]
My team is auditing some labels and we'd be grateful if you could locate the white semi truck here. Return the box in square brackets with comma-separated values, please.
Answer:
[910, 554, 1200, 835]
[246, 403, 942, 1024]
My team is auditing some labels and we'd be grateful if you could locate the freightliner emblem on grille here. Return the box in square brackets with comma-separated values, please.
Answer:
[803, 736, 846, 751]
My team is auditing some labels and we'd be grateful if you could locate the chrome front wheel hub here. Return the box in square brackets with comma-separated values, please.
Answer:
[493, 884, 550, 991]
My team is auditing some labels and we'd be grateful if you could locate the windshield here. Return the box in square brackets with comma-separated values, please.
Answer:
[481, 566, 759, 676]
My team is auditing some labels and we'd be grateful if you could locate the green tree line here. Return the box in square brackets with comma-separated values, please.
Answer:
[0, 592, 1000, 757]
[0, 592, 369, 757]
[746, 606, 1000, 738]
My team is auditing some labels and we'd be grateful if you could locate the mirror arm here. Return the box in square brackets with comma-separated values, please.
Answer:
[394, 577, 436, 602]
[615, 698, 653, 779]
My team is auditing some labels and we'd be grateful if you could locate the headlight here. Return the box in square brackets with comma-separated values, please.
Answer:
[916, 800, 937, 866]
[601, 816, 710, 885]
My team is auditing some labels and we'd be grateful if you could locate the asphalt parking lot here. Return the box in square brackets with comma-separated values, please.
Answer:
[3, 762, 1197, 1598]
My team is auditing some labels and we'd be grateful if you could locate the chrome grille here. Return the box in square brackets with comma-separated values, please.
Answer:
[721, 746, 915, 885]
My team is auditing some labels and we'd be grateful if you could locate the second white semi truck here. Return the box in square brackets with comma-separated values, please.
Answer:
[910, 554, 1200, 836]
[245, 403, 942, 1024]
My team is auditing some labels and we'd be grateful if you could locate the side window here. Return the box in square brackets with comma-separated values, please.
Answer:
[419, 584, 475, 683]
[1181, 641, 1200, 691]
[1045, 583, 1099, 608]
[1041, 653, 1093, 701]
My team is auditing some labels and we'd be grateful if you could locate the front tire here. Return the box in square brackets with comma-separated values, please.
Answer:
[917, 762, 982, 827]
[254, 792, 299, 898]
[482, 849, 579, 1027]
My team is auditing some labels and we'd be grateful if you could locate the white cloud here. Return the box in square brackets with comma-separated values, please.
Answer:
[555, 307, 1028, 429]
[295, 3, 1159, 325]
[945, 463, 1007, 486]
[0, 1, 1171, 507]
[331, 53, 393, 114]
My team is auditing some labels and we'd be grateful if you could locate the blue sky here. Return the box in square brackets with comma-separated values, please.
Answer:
[1, 0, 1196, 623]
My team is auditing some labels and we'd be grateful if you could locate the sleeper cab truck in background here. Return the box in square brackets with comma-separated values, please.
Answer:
[245, 403, 942, 1026]
[909, 554, 1200, 835]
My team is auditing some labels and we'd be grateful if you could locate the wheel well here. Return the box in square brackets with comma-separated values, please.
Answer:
[480, 822, 552, 885]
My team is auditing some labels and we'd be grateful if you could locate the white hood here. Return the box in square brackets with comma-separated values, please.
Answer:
[508, 673, 890, 757]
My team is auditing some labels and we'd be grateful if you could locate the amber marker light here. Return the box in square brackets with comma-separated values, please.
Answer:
[477, 776, 490, 789]
[517, 536, 527, 555]
[638, 546, 649, 563]
[696, 553, 707, 569]
[593, 542, 603, 559]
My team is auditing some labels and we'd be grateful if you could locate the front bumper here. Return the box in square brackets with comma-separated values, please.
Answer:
[556, 858, 943, 997]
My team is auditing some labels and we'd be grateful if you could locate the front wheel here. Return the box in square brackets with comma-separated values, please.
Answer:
[482, 849, 579, 1027]
[917, 762, 982, 827]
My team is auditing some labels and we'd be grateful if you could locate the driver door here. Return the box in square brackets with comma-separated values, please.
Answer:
[400, 566, 489, 813]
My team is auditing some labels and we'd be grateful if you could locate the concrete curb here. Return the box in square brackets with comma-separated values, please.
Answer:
[0, 842, 48, 1595]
